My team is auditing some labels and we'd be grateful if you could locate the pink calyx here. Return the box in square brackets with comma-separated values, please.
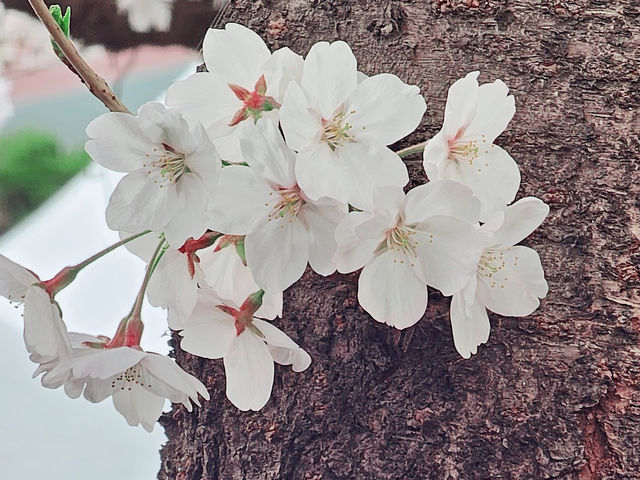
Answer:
[228, 74, 281, 126]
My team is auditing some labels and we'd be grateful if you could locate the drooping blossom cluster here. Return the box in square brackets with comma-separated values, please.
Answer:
[0, 23, 549, 431]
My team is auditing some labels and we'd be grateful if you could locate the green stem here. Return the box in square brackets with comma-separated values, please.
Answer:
[72, 230, 151, 273]
[129, 237, 168, 317]
[396, 141, 428, 159]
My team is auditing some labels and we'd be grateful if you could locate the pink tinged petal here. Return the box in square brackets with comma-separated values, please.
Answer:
[490, 197, 550, 248]
[245, 217, 309, 292]
[450, 292, 490, 359]
[358, 250, 428, 329]
[295, 144, 352, 204]
[146, 250, 197, 318]
[141, 353, 210, 407]
[279, 82, 323, 152]
[113, 386, 165, 432]
[301, 41, 359, 118]
[165, 73, 239, 137]
[203, 23, 271, 87]
[465, 79, 516, 144]
[402, 180, 480, 225]
[68, 347, 147, 380]
[85, 112, 155, 172]
[0, 254, 38, 302]
[333, 212, 384, 273]
[300, 204, 341, 276]
[422, 132, 450, 180]
[105, 169, 180, 233]
[223, 331, 274, 411]
[23, 287, 71, 361]
[338, 143, 408, 210]
[476, 245, 548, 317]
[414, 216, 482, 296]
[349, 73, 427, 145]
[441, 71, 479, 137]
[208, 165, 272, 235]
[163, 174, 210, 247]
[239, 121, 296, 186]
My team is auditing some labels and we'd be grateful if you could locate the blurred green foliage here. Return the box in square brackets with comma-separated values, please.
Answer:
[0, 131, 89, 233]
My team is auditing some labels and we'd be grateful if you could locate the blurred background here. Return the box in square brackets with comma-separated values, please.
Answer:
[0, 1, 222, 478]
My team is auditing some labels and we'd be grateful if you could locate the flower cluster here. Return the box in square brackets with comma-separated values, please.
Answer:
[0, 23, 549, 431]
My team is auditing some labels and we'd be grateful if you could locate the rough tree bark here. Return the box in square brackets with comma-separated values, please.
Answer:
[6, 0, 219, 50]
[154, 1, 640, 479]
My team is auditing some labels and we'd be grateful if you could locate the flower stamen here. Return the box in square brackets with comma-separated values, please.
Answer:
[322, 110, 356, 150]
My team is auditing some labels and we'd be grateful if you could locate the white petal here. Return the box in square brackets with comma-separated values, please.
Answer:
[0, 254, 38, 302]
[490, 197, 550, 248]
[163, 174, 209, 247]
[203, 23, 271, 87]
[357, 250, 428, 329]
[23, 287, 71, 361]
[83, 378, 115, 403]
[349, 73, 426, 145]
[280, 82, 324, 152]
[422, 131, 450, 181]
[239, 121, 296, 187]
[402, 180, 480, 225]
[441, 71, 479, 137]
[106, 169, 180, 233]
[466, 79, 516, 144]
[224, 331, 274, 411]
[476, 246, 548, 317]
[450, 292, 490, 359]
[253, 319, 312, 373]
[245, 217, 309, 292]
[68, 347, 147, 380]
[85, 112, 154, 172]
[146, 250, 197, 317]
[301, 41, 358, 118]
[333, 212, 384, 273]
[295, 144, 352, 204]
[339, 143, 408, 210]
[414, 216, 482, 296]
[300, 204, 341, 276]
[263, 46, 304, 100]
[113, 387, 165, 432]
[165, 73, 239, 136]
[142, 353, 210, 407]
[208, 165, 272, 235]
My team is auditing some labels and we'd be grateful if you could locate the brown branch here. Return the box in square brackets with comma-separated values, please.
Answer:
[27, 0, 130, 114]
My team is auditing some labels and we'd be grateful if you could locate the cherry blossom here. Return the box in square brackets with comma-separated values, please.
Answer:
[48, 332, 209, 432]
[85, 102, 220, 247]
[279, 41, 426, 208]
[423, 71, 520, 221]
[209, 123, 345, 292]
[166, 23, 302, 138]
[333, 181, 482, 329]
[449, 197, 550, 358]
[116, 0, 174, 33]
[170, 289, 310, 411]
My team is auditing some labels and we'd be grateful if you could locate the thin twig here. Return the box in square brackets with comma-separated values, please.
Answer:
[27, 0, 130, 114]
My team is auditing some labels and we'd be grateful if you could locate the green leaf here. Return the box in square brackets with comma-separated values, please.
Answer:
[48, 5, 71, 58]
[235, 237, 247, 266]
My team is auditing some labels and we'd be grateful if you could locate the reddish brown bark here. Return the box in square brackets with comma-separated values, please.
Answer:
[153, 1, 640, 478]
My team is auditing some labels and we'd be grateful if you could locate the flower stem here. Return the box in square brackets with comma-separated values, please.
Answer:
[130, 237, 168, 317]
[396, 141, 428, 159]
[27, 0, 130, 113]
[73, 231, 152, 272]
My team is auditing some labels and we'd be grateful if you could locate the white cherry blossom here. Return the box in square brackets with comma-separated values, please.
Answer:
[116, 0, 174, 33]
[85, 102, 220, 247]
[333, 181, 482, 329]
[170, 290, 311, 412]
[279, 41, 426, 208]
[48, 333, 209, 432]
[423, 71, 520, 221]
[208, 123, 346, 292]
[166, 23, 302, 139]
[450, 197, 550, 358]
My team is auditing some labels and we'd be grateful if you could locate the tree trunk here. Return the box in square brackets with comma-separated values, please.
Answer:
[158, 1, 640, 478]
[5, 0, 219, 50]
